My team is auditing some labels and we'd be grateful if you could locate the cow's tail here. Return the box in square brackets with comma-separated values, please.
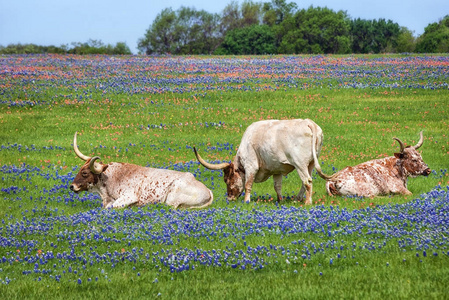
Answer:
[308, 124, 335, 180]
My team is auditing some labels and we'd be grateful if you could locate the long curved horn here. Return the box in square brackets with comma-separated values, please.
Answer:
[73, 132, 91, 161]
[393, 137, 405, 153]
[193, 147, 230, 170]
[89, 156, 104, 174]
[413, 131, 424, 149]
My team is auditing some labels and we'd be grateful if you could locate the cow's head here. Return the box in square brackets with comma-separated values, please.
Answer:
[193, 147, 244, 200]
[393, 131, 431, 177]
[70, 132, 108, 193]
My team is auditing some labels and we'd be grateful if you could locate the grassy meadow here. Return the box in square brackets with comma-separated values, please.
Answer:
[0, 54, 449, 299]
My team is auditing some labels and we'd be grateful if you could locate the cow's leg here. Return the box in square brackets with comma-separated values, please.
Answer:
[165, 188, 213, 209]
[273, 174, 283, 201]
[305, 162, 316, 205]
[403, 189, 412, 195]
[326, 181, 339, 196]
[172, 189, 214, 209]
[107, 196, 138, 209]
[295, 165, 314, 205]
[302, 183, 313, 205]
[243, 173, 255, 203]
[189, 189, 214, 209]
[297, 184, 306, 201]
[165, 176, 213, 209]
[396, 186, 412, 195]
[101, 196, 114, 209]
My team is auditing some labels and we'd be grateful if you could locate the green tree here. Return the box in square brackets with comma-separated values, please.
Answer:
[350, 18, 400, 53]
[350, 18, 373, 53]
[371, 19, 400, 53]
[278, 6, 350, 54]
[138, 8, 177, 54]
[416, 15, 449, 53]
[138, 7, 220, 55]
[218, 0, 262, 37]
[113, 42, 132, 55]
[176, 7, 221, 54]
[396, 27, 416, 53]
[262, 0, 297, 26]
[220, 1, 241, 34]
[215, 24, 275, 55]
[241, 0, 263, 27]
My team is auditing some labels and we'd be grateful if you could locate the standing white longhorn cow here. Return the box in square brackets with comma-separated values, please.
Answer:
[193, 119, 325, 205]
[70, 132, 213, 209]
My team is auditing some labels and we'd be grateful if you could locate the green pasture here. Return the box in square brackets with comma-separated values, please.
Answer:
[0, 55, 449, 299]
[2, 88, 447, 207]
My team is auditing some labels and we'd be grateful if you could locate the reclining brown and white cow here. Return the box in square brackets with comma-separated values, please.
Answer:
[69, 132, 213, 209]
[313, 130, 431, 197]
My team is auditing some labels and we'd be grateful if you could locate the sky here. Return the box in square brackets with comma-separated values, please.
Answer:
[1, 0, 448, 54]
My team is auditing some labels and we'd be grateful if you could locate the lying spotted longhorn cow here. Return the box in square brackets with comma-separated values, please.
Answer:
[70, 132, 213, 209]
[313, 131, 431, 197]
[194, 119, 325, 205]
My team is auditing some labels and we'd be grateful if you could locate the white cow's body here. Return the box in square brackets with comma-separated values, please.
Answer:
[195, 119, 325, 205]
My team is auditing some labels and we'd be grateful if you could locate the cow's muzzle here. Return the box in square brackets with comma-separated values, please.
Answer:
[70, 184, 80, 193]
[422, 168, 431, 176]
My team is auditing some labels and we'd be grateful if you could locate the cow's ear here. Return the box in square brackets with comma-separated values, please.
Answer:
[228, 163, 235, 174]
[223, 164, 233, 177]
[394, 152, 404, 159]
[102, 164, 109, 172]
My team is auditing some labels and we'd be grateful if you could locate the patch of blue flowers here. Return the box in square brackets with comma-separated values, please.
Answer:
[0, 143, 66, 153]
[1, 160, 449, 285]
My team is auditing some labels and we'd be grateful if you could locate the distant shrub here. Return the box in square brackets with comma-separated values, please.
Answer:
[0, 40, 132, 55]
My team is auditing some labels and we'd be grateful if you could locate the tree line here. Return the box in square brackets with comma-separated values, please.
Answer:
[1, 0, 448, 55]
[0, 39, 132, 55]
[138, 0, 449, 55]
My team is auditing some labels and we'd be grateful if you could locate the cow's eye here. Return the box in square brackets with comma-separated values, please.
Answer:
[82, 171, 89, 177]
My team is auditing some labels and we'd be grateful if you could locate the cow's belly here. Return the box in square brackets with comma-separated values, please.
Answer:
[254, 164, 295, 182]
[328, 179, 381, 197]
[327, 170, 396, 197]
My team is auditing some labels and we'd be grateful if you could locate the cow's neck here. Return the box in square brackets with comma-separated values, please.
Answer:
[392, 157, 409, 182]
[234, 157, 245, 174]
[91, 172, 114, 207]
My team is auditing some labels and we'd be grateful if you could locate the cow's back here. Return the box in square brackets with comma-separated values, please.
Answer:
[102, 163, 186, 205]
[237, 119, 323, 177]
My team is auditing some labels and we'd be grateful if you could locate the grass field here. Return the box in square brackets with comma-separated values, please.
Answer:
[1, 54, 449, 299]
